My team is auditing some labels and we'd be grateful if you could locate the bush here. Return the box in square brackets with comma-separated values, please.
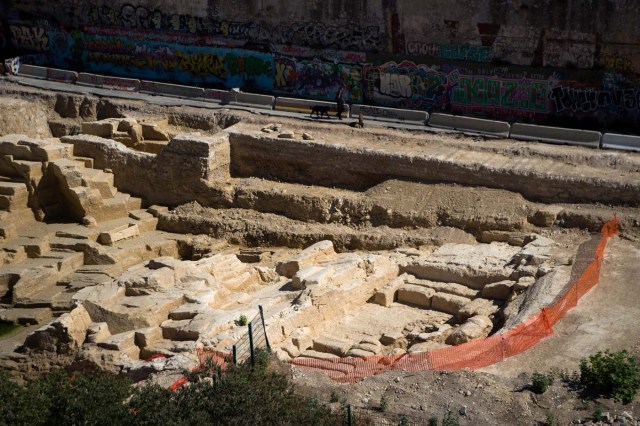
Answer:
[580, 350, 640, 404]
[592, 404, 604, 422]
[442, 411, 460, 426]
[238, 314, 248, 326]
[428, 416, 438, 426]
[379, 395, 388, 412]
[532, 371, 554, 394]
[1, 350, 340, 426]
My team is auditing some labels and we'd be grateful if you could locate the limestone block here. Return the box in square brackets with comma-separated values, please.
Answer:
[406, 277, 480, 299]
[169, 303, 213, 320]
[84, 292, 183, 334]
[514, 276, 536, 292]
[372, 274, 409, 307]
[119, 267, 176, 296]
[290, 327, 313, 351]
[148, 205, 169, 217]
[282, 343, 300, 358]
[73, 282, 125, 306]
[98, 331, 137, 351]
[276, 240, 336, 278]
[85, 322, 110, 344]
[161, 313, 219, 341]
[431, 293, 472, 319]
[458, 298, 501, 321]
[402, 243, 519, 289]
[408, 341, 446, 353]
[351, 342, 382, 355]
[530, 206, 563, 227]
[11, 266, 61, 302]
[417, 324, 453, 343]
[312, 336, 351, 356]
[292, 265, 334, 290]
[397, 285, 435, 308]
[482, 280, 516, 300]
[299, 350, 340, 360]
[255, 266, 279, 283]
[22, 305, 92, 353]
[380, 331, 403, 346]
[346, 348, 373, 357]
[82, 121, 117, 138]
[134, 326, 163, 349]
[446, 316, 493, 345]
[0, 307, 52, 325]
[141, 123, 170, 141]
[98, 224, 140, 245]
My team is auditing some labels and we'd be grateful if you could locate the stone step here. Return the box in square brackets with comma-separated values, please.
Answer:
[0, 307, 52, 325]
[70, 156, 94, 168]
[0, 180, 29, 197]
[12, 159, 44, 181]
[82, 169, 117, 199]
[57, 271, 113, 290]
[2, 236, 50, 258]
[14, 283, 63, 308]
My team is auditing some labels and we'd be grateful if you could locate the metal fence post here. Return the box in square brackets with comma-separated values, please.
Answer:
[232, 345, 237, 365]
[347, 404, 352, 426]
[248, 322, 255, 367]
[258, 305, 271, 352]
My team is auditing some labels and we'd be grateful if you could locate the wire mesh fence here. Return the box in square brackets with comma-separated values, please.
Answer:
[233, 305, 271, 365]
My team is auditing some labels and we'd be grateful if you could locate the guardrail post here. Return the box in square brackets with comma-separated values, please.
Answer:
[258, 305, 271, 352]
[248, 322, 255, 367]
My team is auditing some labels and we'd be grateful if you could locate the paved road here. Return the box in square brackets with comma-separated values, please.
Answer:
[1, 75, 460, 136]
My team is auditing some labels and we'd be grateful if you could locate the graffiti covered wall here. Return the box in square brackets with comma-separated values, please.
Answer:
[3, 0, 640, 130]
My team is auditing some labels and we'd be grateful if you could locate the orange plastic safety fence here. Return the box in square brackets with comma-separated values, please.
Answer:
[168, 349, 232, 390]
[291, 216, 619, 383]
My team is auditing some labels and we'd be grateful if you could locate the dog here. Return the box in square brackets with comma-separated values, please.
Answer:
[310, 105, 332, 119]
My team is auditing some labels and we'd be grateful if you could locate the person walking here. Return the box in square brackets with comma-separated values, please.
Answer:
[336, 88, 345, 120]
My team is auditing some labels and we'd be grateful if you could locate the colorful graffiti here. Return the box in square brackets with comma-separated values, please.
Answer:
[9, 22, 49, 52]
[274, 57, 362, 102]
[406, 42, 492, 63]
[49, 28, 274, 90]
[81, 4, 383, 52]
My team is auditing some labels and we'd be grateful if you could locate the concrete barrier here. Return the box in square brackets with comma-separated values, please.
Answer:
[140, 80, 205, 98]
[77, 73, 140, 91]
[275, 97, 344, 115]
[510, 123, 601, 148]
[18, 64, 77, 83]
[204, 88, 233, 103]
[231, 92, 275, 109]
[429, 113, 510, 137]
[601, 133, 640, 152]
[350, 104, 427, 125]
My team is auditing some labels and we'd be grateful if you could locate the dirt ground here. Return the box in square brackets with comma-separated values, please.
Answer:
[1, 82, 639, 424]
[292, 235, 640, 425]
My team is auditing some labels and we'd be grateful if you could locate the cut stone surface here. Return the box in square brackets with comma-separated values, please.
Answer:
[98, 224, 140, 245]
[482, 280, 516, 300]
[430, 292, 473, 319]
[276, 240, 336, 278]
[85, 322, 110, 344]
[446, 315, 493, 345]
[458, 298, 501, 321]
[22, 305, 92, 354]
[402, 243, 519, 289]
[396, 284, 435, 308]
[372, 274, 409, 307]
[312, 336, 351, 356]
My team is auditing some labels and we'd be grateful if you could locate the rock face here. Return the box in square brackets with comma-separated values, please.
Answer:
[402, 243, 519, 289]
[22, 305, 93, 353]
[276, 240, 337, 278]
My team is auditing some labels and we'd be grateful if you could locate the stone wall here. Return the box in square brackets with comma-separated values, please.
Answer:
[4, 0, 640, 130]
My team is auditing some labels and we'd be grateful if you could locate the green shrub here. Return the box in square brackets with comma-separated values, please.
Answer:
[592, 404, 604, 422]
[428, 416, 438, 426]
[442, 411, 460, 426]
[0, 350, 340, 426]
[532, 371, 554, 394]
[379, 395, 388, 412]
[580, 350, 640, 404]
[238, 314, 248, 326]
[545, 412, 555, 426]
